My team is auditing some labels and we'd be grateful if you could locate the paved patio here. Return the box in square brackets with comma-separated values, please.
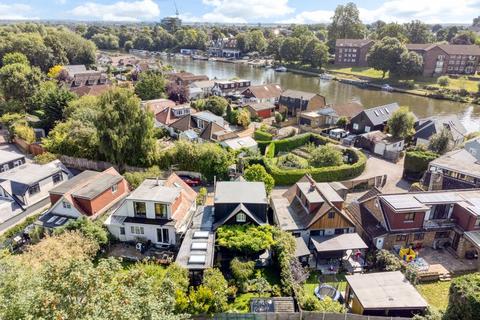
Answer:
[418, 247, 478, 274]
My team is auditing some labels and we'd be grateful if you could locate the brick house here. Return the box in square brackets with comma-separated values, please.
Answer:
[37, 168, 129, 229]
[346, 188, 480, 260]
[278, 89, 327, 119]
[334, 39, 375, 67]
[406, 44, 480, 76]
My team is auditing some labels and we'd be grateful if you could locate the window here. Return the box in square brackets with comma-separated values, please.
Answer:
[236, 212, 247, 222]
[292, 232, 301, 238]
[310, 230, 324, 236]
[157, 228, 170, 243]
[328, 211, 335, 219]
[435, 231, 450, 239]
[353, 123, 359, 130]
[155, 203, 167, 218]
[62, 201, 71, 209]
[364, 126, 371, 132]
[414, 233, 425, 240]
[120, 227, 125, 235]
[134, 202, 147, 216]
[404, 213, 416, 222]
[28, 183, 40, 196]
[396, 234, 407, 242]
[335, 228, 346, 234]
[111, 184, 118, 193]
[130, 226, 144, 235]
[52, 173, 63, 184]
[13, 160, 22, 167]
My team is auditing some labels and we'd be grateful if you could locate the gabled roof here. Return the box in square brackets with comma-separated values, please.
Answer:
[0, 160, 67, 191]
[0, 150, 25, 164]
[407, 43, 480, 56]
[70, 84, 111, 97]
[214, 181, 268, 204]
[280, 89, 318, 101]
[199, 121, 226, 141]
[170, 114, 194, 132]
[241, 84, 283, 99]
[247, 102, 276, 111]
[330, 101, 364, 119]
[415, 116, 466, 142]
[360, 103, 400, 126]
[213, 203, 265, 229]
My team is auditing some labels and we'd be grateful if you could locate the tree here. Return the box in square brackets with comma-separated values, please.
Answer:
[54, 216, 109, 246]
[123, 166, 163, 189]
[2, 52, 29, 66]
[244, 164, 275, 194]
[398, 51, 423, 77]
[367, 37, 407, 78]
[97, 88, 156, 169]
[280, 37, 301, 62]
[134, 71, 167, 101]
[201, 268, 228, 313]
[450, 30, 477, 45]
[405, 20, 433, 44]
[375, 249, 402, 271]
[248, 30, 267, 53]
[309, 144, 344, 167]
[387, 106, 416, 139]
[35, 82, 77, 131]
[47, 65, 63, 79]
[301, 296, 346, 312]
[204, 96, 228, 116]
[428, 128, 452, 154]
[235, 33, 250, 53]
[91, 33, 120, 50]
[376, 23, 407, 42]
[266, 36, 284, 61]
[327, 2, 365, 45]
[236, 108, 251, 128]
[310, 42, 329, 68]
[437, 76, 450, 87]
[336, 116, 349, 128]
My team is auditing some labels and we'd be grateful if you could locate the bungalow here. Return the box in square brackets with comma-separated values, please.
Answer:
[349, 103, 400, 134]
[0, 160, 70, 210]
[355, 131, 404, 161]
[346, 188, 480, 260]
[243, 102, 276, 119]
[212, 80, 251, 97]
[298, 101, 364, 129]
[278, 90, 326, 119]
[241, 84, 283, 105]
[424, 137, 480, 190]
[345, 271, 427, 317]
[105, 173, 197, 247]
[414, 116, 466, 147]
[0, 150, 25, 173]
[213, 180, 268, 230]
[271, 175, 367, 272]
[37, 168, 129, 229]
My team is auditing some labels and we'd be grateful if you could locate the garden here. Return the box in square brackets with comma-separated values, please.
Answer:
[260, 133, 367, 185]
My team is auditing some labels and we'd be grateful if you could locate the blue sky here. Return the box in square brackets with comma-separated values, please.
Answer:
[1, 0, 479, 24]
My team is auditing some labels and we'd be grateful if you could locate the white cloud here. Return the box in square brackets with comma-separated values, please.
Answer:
[281, 10, 333, 24]
[192, 0, 293, 23]
[71, 0, 160, 21]
[0, 3, 37, 20]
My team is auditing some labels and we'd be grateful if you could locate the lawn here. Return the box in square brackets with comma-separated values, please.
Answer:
[416, 280, 452, 312]
[303, 272, 348, 301]
[326, 66, 386, 79]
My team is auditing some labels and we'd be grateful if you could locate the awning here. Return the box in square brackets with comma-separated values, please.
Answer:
[311, 233, 368, 253]
[294, 237, 310, 257]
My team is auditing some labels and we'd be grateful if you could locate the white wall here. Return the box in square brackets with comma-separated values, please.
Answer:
[24, 171, 69, 207]
[50, 198, 81, 218]
[113, 223, 176, 245]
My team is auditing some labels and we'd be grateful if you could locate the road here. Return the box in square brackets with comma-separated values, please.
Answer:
[0, 198, 49, 235]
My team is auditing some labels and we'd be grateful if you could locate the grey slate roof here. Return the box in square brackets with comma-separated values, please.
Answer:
[0, 150, 25, 164]
[311, 233, 368, 252]
[49, 170, 99, 194]
[0, 161, 66, 189]
[280, 89, 317, 100]
[362, 103, 400, 126]
[294, 237, 310, 257]
[415, 116, 466, 142]
[213, 203, 265, 229]
[72, 174, 123, 200]
[214, 181, 268, 204]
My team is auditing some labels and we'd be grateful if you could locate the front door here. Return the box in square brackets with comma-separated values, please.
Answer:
[452, 232, 460, 251]
[376, 237, 384, 249]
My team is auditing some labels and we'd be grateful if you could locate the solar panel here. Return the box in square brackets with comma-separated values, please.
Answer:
[55, 217, 67, 225]
[47, 216, 58, 223]
[193, 231, 209, 239]
[191, 242, 208, 251]
[414, 193, 461, 204]
[188, 255, 206, 264]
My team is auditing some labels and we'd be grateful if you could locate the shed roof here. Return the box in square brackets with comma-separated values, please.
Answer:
[294, 237, 310, 257]
[214, 181, 268, 204]
[310, 233, 368, 252]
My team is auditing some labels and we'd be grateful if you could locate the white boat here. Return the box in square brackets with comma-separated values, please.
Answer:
[381, 84, 394, 92]
[320, 73, 334, 80]
[275, 66, 287, 72]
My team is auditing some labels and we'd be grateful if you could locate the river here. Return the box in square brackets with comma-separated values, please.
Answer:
[160, 55, 480, 133]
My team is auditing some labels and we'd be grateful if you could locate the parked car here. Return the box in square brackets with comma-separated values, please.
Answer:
[178, 174, 202, 187]
[342, 134, 359, 146]
[329, 128, 349, 140]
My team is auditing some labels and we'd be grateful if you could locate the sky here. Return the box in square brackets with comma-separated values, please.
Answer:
[1, 0, 479, 24]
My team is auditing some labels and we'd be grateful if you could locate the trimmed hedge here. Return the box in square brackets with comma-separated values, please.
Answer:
[264, 148, 367, 185]
[404, 149, 438, 177]
[445, 273, 480, 320]
[254, 130, 273, 142]
[265, 142, 275, 159]
[263, 133, 338, 156]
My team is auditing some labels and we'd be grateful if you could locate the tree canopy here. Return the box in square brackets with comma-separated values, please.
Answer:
[367, 37, 407, 78]
[387, 107, 416, 139]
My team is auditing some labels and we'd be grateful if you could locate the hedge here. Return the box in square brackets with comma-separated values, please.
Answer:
[444, 273, 480, 320]
[404, 149, 438, 176]
[265, 142, 275, 158]
[264, 149, 367, 185]
[254, 130, 273, 142]
[264, 133, 338, 156]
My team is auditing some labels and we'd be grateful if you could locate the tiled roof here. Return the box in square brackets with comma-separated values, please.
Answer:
[330, 100, 364, 119]
[242, 84, 283, 99]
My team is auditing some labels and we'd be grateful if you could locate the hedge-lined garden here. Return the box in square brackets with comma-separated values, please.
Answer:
[254, 129, 273, 142]
[403, 148, 439, 181]
[260, 133, 366, 185]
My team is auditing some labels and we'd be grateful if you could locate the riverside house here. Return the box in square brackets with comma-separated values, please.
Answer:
[334, 39, 375, 67]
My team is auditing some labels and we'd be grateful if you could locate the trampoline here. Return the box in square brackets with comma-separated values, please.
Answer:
[314, 284, 341, 301]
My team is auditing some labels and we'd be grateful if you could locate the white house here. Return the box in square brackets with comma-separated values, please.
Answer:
[105, 173, 197, 247]
[356, 131, 404, 161]
[188, 80, 215, 100]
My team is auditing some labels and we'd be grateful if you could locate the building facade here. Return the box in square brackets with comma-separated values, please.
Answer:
[334, 39, 375, 67]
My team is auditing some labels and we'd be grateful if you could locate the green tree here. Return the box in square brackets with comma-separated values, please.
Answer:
[0, 61, 43, 110]
[398, 51, 424, 77]
[236, 108, 251, 128]
[266, 36, 284, 61]
[301, 296, 346, 312]
[327, 2, 365, 46]
[97, 88, 156, 169]
[123, 166, 163, 189]
[309, 144, 344, 167]
[405, 20, 433, 44]
[280, 37, 301, 62]
[248, 30, 267, 53]
[36, 82, 77, 131]
[91, 33, 120, 50]
[54, 216, 109, 246]
[428, 127, 452, 154]
[244, 164, 275, 194]
[336, 116, 349, 128]
[134, 71, 167, 101]
[310, 42, 329, 68]
[450, 30, 477, 45]
[437, 76, 450, 87]
[444, 273, 480, 320]
[376, 23, 407, 42]
[201, 268, 228, 313]
[367, 37, 407, 78]
[2, 52, 29, 66]
[204, 96, 228, 116]
[235, 33, 250, 53]
[387, 106, 416, 139]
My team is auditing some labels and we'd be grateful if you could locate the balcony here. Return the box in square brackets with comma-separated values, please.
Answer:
[424, 218, 456, 229]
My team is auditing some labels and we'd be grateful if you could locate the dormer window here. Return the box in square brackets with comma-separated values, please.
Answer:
[236, 212, 246, 222]
[155, 203, 167, 218]
[134, 201, 146, 217]
[62, 201, 71, 209]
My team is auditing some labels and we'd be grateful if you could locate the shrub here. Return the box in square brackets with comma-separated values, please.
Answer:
[444, 273, 480, 320]
[33, 152, 57, 164]
[277, 154, 308, 169]
[274, 111, 282, 124]
[437, 76, 450, 87]
[301, 296, 346, 312]
[196, 187, 207, 205]
[375, 249, 402, 271]
[230, 258, 255, 284]
[244, 164, 275, 194]
[309, 144, 344, 167]
[272, 228, 297, 295]
[254, 129, 273, 141]
[53, 217, 109, 247]
[123, 166, 162, 189]
[404, 148, 438, 179]
[14, 124, 35, 143]
[216, 225, 275, 253]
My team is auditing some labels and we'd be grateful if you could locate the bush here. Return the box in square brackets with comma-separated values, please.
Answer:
[445, 273, 480, 320]
[196, 187, 207, 205]
[404, 148, 438, 179]
[437, 76, 450, 87]
[216, 225, 275, 253]
[33, 152, 57, 164]
[123, 166, 162, 189]
[309, 144, 344, 167]
[244, 164, 275, 194]
[277, 154, 308, 169]
[14, 124, 35, 143]
[254, 129, 273, 141]
[230, 258, 255, 290]
[53, 217, 109, 247]
[375, 249, 402, 271]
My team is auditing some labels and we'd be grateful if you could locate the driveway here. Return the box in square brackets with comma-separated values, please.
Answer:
[0, 198, 49, 235]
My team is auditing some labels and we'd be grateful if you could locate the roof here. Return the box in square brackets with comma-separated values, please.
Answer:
[242, 84, 283, 99]
[49, 170, 99, 195]
[37, 212, 74, 229]
[193, 111, 225, 127]
[247, 102, 276, 112]
[199, 121, 226, 141]
[64, 64, 87, 74]
[0, 150, 25, 164]
[190, 80, 215, 89]
[72, 174, 123, 200]
[214, 181, 268, 204]
[0, 160, 65, 187]
[175, 228, 215, 270]
[330, 101, 364, 119]
[430, 148, 480, 179]
[311, 233, 368, 252]
[213, 203, 265, 229]
[250, 297, 295, 313]
[336, 39, 374, 47]
[361, 103, 400, 126]
[127, 179, 180, 203]
[345, 199, 388, 239]
[297, 181, 344, 203]
[280, 89, 318, 100]
[415, 116, 466, 142]
[361, 130, 403, 144]
[345, 271, 428, 310]
[406, 43, 437, 51]
[465, 230, 480, 248]
[294, 237, 310, 257]
[143, 98, 176, 115]
[221, 136, 257, 150]
[70, 84, 111, 97]
[407, 43, 480, 56]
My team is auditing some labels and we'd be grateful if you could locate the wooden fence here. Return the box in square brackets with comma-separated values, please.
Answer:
[59, 155, 146, 173]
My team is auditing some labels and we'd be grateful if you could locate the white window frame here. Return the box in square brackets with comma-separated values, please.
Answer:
[111, 184, 118, 193]
[365, 126, 371, 132]
[236, 212, 247, 223]
[62, 201, 71, 209]
[353, 123, 359, 130]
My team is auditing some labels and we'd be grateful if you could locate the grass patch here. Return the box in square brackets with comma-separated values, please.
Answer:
[327, 66, 387, 79]
[416, 280, 451, 311]
[228, 292, 271, 313]
[303, 272, 348, 301]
